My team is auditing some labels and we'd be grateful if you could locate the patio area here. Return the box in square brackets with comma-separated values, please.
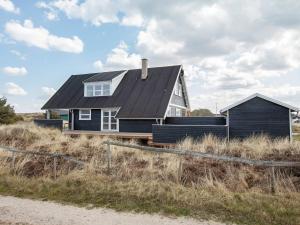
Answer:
[63, 130, 152, 140]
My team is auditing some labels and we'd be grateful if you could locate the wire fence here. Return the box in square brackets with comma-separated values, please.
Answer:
[1, 141, 300, 193]
[104, 141, 300, 193]
[0, 146, 86, 179]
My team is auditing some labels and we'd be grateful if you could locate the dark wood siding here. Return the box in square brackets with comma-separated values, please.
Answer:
[73, 109, 101, 131]
[119, 119, 157, 133]
[228, 97, 290, 139]
[153, 125, 227, 143]
[165, 117, 226, 125]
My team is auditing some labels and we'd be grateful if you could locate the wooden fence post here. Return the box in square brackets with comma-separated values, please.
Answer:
[10, 151, 16, 172]
[106, 142, 111, 174]
[270, 166, 276, 194]
[53, 155, 57, 180]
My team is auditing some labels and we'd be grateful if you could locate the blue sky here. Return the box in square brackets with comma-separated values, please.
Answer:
[1, 0, 300, 113]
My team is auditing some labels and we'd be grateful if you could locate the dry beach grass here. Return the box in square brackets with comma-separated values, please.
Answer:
[0, 122, 299, 225]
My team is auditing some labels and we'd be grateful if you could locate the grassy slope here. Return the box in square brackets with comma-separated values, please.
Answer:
[0, 123, 300, 225]
[0, 172, 299, 225]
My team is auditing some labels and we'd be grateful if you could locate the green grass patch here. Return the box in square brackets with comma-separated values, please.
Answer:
[0, 172, 299, 225]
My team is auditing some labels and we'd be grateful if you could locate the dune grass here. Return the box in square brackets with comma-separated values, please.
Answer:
[0, 170, 299, 225]
[0, 122, 300, 224]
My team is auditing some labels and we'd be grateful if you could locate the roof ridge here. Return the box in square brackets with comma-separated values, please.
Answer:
[220, 93, 299, 113]
[71, 65, 182, 76]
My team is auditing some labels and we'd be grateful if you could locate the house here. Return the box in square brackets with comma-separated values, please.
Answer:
[152, 93, 299, 143]
[220, 93, 298, 140]
[40, 59, 299, 144]
[42, 59, 190, 133]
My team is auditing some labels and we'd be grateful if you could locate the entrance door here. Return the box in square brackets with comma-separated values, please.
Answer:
[102, 109, 118, 131]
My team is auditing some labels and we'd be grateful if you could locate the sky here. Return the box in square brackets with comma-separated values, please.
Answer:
[1, 0, 300, 113]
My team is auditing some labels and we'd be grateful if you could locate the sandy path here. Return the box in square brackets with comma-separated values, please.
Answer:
[0, 195, 225, 225]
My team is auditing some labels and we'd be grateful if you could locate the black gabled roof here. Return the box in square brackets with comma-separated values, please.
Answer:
[42, 65, 183, 119]
[84, 70, 126, 82]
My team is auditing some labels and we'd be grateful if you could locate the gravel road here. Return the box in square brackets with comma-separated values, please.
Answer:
[0, 195, 226, 225]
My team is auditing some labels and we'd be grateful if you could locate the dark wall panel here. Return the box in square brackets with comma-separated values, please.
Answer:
[229, 97, 290, 139]
[119, 119, 157, 133]
[153, 125, 227, 143]
[73, 109, 101, 131]
[165, 116, 226, 125]
[68, 110, 72, 129]
[34, 119, 63, 130]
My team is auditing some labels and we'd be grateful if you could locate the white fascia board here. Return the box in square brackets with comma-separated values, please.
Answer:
[220, 93, 299, 113]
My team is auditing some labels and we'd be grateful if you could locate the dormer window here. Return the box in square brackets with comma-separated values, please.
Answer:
[84, 82, 111, 97]
[83, 70, 127, 97]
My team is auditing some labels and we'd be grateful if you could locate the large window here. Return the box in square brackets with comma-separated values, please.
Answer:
[174, 80, 182, 97]
[167, 106, 184, 117]
[102, 109, 118, 131]
[176, 108, 182, 116]
[85, 82, 111, 97]
[79, 109, 91, 120]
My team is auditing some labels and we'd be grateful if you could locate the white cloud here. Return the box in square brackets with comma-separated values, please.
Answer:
[46, 12, 58, 21]
[36, 0, 300, 110]
[0, 0, 19, 14]
[137, 20, 184, 57]
[36, 1, 59, 21]
[41, 86, 56, 98]
[121, 14, 143, 27]
[5, 19, 84, 53]
[5, 82, 27, 96]
[96, 41, 141, 71]
[46, 0, 119, 26]
[10, 50, 26, 60]
[93, 60, 103, 71]
[2, 66, 27, 76]
[38, 0, 146, 27]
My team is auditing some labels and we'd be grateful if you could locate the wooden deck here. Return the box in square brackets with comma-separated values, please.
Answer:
[63, 130, 152, 140]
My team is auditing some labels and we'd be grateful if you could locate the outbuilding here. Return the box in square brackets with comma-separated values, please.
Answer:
[220, 93, 299, 140]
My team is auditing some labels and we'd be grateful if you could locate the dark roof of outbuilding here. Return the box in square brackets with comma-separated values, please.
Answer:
[42, 65, 183, 119]
[220, 93, 299, 113]
[83, 70, 126, 82]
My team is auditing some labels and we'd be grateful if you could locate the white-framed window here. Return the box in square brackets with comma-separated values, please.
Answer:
[86, 84, 94, 97]
[94, 84, 102, 96]
[79, 109, 91, 120]
[103, 83, 110, 96]
[166, 106, 183, 117]
[101, 109, 118, 131]
[178, 83, 182, 97]
[84, 82, 111, 97]
[174, 80, 182, 97]
[176, 108, 182, 116]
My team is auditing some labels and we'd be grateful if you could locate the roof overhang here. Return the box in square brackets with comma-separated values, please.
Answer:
[220, 93, 299, 114]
